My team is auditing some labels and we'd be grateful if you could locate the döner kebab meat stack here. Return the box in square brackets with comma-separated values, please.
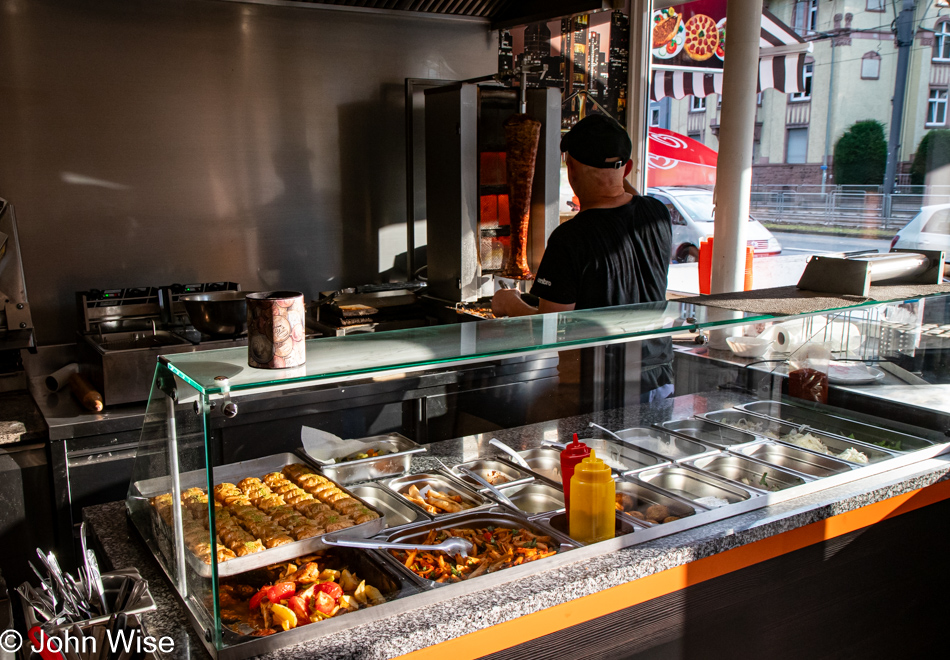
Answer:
[500, 114, 542, 280]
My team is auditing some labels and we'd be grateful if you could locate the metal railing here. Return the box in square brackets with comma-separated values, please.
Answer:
[747, 185, 950, 229]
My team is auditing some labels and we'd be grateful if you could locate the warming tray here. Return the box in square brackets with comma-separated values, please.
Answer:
[613, 427, 712, 461]
[131, 453, 385, 577]
[215, 545, 417, 640]
[347, 484, 431, 529]
[383, 472, 491, 517]
[686, 453, 809, 494]
[699, 409, 897, 465]
[559, 437, 667, 474]
[613, 480, 698, 525]
[374, 510, 576, 588]
[535, 510, 644, 545]
[734, 401, 933, 453]
[492, 482, 565, 515]
[299, 433, 426, 485]
[514, 447, 563, 481]
[657, 419, 761, 448]
[631, 466, 754, 508]
[736, 441, 853, 478]
[452, 459, 535, 489]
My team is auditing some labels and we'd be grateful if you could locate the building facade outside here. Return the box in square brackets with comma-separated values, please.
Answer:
[660, 0, 941, 190]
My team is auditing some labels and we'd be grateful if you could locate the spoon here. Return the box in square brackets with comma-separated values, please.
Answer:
[489, 438, 529, 468]
[322, 535, 474, 558]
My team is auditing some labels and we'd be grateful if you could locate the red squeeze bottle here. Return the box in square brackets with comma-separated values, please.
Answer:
[560, 433, 591, 514]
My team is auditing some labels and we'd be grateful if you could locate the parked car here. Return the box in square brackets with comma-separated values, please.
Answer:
[890, 204, 950, 264]
[647, 187, 782, 263]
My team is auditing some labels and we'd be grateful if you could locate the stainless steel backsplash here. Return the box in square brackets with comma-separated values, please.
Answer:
[0, 0, 496, 344]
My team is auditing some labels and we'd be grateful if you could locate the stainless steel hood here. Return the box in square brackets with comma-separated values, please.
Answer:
[220, 0, 624, 29]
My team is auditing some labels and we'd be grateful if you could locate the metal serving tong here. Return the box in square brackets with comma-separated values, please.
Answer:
[322, 535, 474, 558]
[489, 438, 530, 468]
[456, 466, 519, 510]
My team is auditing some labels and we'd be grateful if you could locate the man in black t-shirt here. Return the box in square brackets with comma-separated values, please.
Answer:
[492, 113, 674, 401]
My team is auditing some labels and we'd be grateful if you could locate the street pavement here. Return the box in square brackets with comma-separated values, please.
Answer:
[773, 232, 893, 255]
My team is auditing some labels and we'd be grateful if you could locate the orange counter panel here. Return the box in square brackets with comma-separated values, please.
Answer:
[397, 479, 950, 660]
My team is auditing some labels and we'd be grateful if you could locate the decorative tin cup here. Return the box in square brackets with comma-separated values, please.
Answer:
[246, 291, 306, 369]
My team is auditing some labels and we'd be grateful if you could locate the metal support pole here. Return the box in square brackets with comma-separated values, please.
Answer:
[710, 0, 762, 294]
[821, 40, 836, 196]
[883, 0, 916, 198]
[626, 0, 653, 193]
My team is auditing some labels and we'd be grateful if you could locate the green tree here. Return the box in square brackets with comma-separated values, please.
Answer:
[832, 120, 888, 186]
[910, 130, 950, 186]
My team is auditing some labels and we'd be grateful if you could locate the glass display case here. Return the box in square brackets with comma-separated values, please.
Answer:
[125, 294, 950, 659]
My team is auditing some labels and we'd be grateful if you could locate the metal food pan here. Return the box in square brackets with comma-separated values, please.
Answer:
[374, 510, 575, 588]
[346, 484, 431, 529]
[613, 427, 712, 461]
[698, 409, 785, 439]
[613, 480, 698, 525]
[131, 453, 385, 577]
[566, 437, 666, 474]
[515, 448, 563, 482]
[534, 510, 644, 545]
[452, 459, 534, 489]
[686, 453, 809, 494]
[736, 441, 853, 478]
[700, 409, 896, 465]
[735, 401, 932, 453]
[216, 545, 417, 640]
[491, 481, 565, 515]
[657, 419, 761, 448]
[299, 433, 426, 485]
[383, 472, 490, 517]
[632, 466, 753, 508]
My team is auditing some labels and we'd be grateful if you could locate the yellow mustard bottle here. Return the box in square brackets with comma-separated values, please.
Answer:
[568, 451, 615, 544]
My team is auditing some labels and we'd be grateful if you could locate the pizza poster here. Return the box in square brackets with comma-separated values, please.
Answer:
[651, 0, 727, 71]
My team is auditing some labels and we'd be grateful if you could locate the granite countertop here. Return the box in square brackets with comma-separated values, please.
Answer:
[83, 392, 950, 659]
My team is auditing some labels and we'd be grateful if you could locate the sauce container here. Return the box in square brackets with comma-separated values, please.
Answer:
[569, 451, 615, 545]
[559, 434, 590, 514]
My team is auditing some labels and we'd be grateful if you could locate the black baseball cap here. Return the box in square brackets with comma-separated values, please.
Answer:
[560, 114, 632, 169]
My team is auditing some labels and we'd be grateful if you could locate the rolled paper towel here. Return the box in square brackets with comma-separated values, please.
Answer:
[46, 363, 79, 392]
[773, 318, 828, 353]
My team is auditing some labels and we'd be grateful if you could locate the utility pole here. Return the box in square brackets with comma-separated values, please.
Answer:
[883, 0, 917, 204]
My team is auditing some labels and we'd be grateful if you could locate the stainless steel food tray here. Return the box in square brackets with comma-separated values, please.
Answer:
[373, 510, 577, 588]
[735, 401, 933, 453]
[347, 483, 431, 529]
[298, 432, 426, 485]
[657, 419, 761, 448]
[452, 459, 535, 489]
[216, 545, 418, 642]
[631, 466, 754, 508]
[614, 427, 713, 461]
[533, 510, 645, 545]
[382, 471, 491, 517]
[131, 452, 385, 577]
[685, 453, 809, 494]
[699, 409, 897, 465]
[556, 437, 667, 474]
[514, 447, 563, 482]
[735, 441, 853, 479]
[613, 480, 698, 525]
[491, 481, 565, 515]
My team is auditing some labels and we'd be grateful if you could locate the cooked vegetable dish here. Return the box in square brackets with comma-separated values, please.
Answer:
[213, 552, 387, 636]
[149, 463, 379, 564]
[391, 526, 557, 583]
[615, 495, 683, 524]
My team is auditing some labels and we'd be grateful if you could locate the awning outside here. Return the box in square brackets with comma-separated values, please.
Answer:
[650, 5, 810, 101]
[647, 127, 718, 187]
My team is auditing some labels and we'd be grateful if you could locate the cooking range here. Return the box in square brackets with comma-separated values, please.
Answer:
[76, 282, 248, 405]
